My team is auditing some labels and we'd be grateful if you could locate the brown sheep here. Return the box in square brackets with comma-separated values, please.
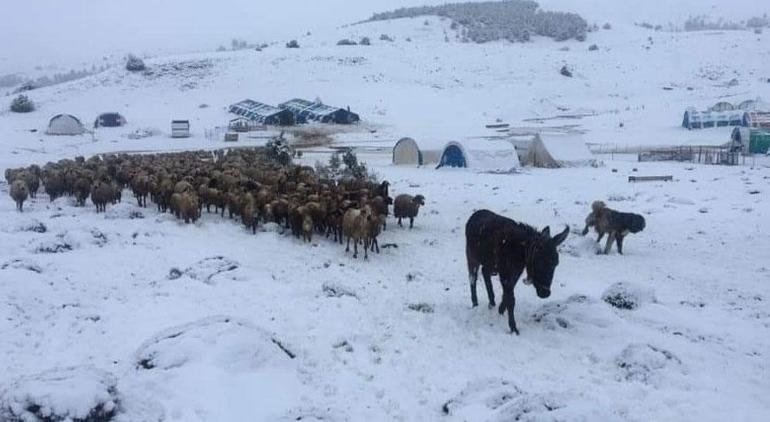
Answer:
[342, 207, 371, 259]
[367, 213, 385, 254]
[131, 173, 151, 207]
[241, 193, 258, 234]
[74, 176, 92, 206]
[302, 214, 313, 243]
[393, 194, 425, 229]
[368, 196, 389, 230]
[178, 193, 199, 224]
[43, 169, 65, 202]
[90, 180, 114, 213]
[10, 179, 29, 212]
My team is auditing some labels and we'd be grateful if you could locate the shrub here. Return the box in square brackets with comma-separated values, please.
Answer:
[125, 54, 146, 72]
[560, 65, 573, 77]
[380, 34, 394, 42]
[10, 94, 35, 113]
[603, 22, 612, 30]
[588, 44, 599, 51]
[265, 136, 294, 166]
[286, 40, 300, 48]
[360, 37, 371, 46]
[337, 39, 357, 46]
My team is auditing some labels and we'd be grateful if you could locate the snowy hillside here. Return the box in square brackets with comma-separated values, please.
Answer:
[1, 0, 770, 421]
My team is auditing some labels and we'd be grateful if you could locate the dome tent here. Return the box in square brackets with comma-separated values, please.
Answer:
[392, 137, 423, 165]
[94, 112, 127, 128]
[46, 114, 86, 135]
[436, 140, 520, 172]
[512, 133, 595, 168]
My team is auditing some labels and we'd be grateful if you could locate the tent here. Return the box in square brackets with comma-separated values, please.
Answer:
[229, 99, 295, 126]
[46, 114, 85, 135]
[278, 98, 359, 124]
[436, 140, 520, 172]
[515, 133, 595, 168]
[682, 107, 744, 130]
[742, 111, 770, 129]
[731, 127, 770, 154]
[94, 112, 127, 128]
[392, 137, 423, 165]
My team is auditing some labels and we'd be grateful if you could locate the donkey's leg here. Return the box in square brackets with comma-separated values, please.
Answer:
[500, 278, 519, 335]
[468, 261, 480, 307]
[481, 266, 495, 309]
[604, 232, 616, 255]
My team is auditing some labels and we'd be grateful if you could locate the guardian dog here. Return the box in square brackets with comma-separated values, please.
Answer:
[582, 201, 645, 255]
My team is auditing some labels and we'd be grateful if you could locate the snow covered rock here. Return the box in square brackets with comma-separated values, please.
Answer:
[31, 232, 78, 254]
[442, 378, 568, 421]
[602, 282, 656, 310]
[104, 202, 144, 220]
[182, 256, 239, 284]
[616, 343, 683, 384]
[0, 366, 119, 422]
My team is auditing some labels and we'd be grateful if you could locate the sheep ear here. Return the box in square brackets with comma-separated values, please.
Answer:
[541, 226, 551, 238]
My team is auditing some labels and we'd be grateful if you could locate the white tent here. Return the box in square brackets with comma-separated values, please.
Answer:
[437, 140, 520, 172]
[392, 137, 441, 166]
[46, 114, 85, 136]
[514, 133, 595, 168]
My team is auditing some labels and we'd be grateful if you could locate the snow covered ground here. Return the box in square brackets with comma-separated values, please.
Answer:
[2, 1, 770, 420]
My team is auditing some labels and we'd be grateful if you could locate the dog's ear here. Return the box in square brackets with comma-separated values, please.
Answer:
[541, 226, 551, 238]
[551, 225, 569, 246]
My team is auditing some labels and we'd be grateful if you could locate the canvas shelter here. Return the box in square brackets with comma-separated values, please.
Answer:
[436, 140, 520, 172]
[94, 112, 126, 128]
[46, 114, 86, 135]
[229, 99, 295, 126]
[171, 120, 190, 138]
[682, 107, 744, 130]
[278, 98, 359, 124]
[513, 133, 595, 168]
[742, 111, 770, 129]
[731, 127, 770, 154]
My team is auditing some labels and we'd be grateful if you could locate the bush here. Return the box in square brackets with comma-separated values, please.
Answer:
[360, 36, 371, 46]
[603, 22, 612, 30]
[588, 44, 599, 51]
[10, 94, 35, 113]
[265, 135, 294, 166]
[337, 39, 357, 46]
[125, 54, 146, 72]
[286, 40, 300, 48]
[380, 34, 394, 42]
[560, 65, 573, 77]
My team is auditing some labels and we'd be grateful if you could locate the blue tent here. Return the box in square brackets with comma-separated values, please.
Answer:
[437, 142, 467, 168]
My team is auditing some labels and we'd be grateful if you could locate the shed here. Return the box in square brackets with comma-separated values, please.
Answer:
[436, 140, 520, 172]
[731, 127, 770, 154]
[515, 133, 595, 168]
[278, 98, 360, 124]
[94, 112, 127, 128]
[682, 107, 744, 129]
[709, 102, 735, 112]
[46, 114, 85, 135]
[742, 111, 770, 129]
[229, 99, 295, 126]
[171, 120, 190, 138]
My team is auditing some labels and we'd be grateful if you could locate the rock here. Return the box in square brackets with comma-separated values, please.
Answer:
[407, 303, 434, 313]
[183, 256, 239, 284]
[0, 366, 120, 422]
[602, 282, 656, 310]
[616, 343, 682, 384]
[322, 282, 357, 298]
[560, 65, 573, 77]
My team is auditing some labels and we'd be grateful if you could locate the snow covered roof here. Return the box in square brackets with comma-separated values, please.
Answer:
[437, 139, 520, 172]
[682, 108, 744, 129]
[278, 98, 359, 124]
[743, 111, 770, 129]
[229, 99, 285, 120]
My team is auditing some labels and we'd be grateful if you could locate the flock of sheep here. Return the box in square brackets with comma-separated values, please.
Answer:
[5, 148, 426, 259]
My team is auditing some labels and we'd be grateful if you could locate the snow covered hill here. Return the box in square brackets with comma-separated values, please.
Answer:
[1, 1, 770, 421]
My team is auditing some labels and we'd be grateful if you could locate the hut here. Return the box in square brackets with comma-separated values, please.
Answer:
[682, 107, 744, 130]
[278, 98, 360, 124]
[94, 112, 127, 128]
[171, 120, 190, 138]
[229, 99, 295, 126]
[46, 114, 86, 135]
[436, 140, 520, 172]
[513, 133, 595, 168]
[742, 111, 770, 129]
[731, 127, 770, 154]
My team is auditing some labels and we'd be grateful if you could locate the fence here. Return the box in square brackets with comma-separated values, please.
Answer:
[638, 146, 743, 165]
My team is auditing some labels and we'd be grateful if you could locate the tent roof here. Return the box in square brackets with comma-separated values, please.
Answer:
[49, 113, 82, 125]
[535, 133, 595, 166]
[229, 99, 286, 119]
[440, 140, 520, 171]
[279, 98, 349, 117]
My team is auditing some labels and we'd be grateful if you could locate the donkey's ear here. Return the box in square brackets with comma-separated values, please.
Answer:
[541, 226, 551, 238]
[551, 225, 570, 246]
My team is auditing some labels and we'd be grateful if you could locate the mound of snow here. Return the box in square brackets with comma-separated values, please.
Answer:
[0, 366, 119, 422]
[104, 202, 145, 220]
[616, 343, 683, 385]
[602, 282, 656, 310]
[181, 256, 239, 284]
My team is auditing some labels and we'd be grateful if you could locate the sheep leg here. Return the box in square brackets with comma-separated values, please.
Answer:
[409, 217, 414, 229]
[346, 236, 350, 253]
[353, 238, 358, 259]
[398, 217, 402, 227]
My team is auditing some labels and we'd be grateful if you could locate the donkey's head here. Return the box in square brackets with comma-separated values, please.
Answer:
[524, 226, 569, 299]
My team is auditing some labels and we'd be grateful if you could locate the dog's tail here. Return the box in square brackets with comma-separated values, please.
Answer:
[629, 214, 646, 233]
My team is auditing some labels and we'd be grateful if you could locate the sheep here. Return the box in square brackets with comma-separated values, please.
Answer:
[367, 212, 385, 254]
[342, 207, 371, 259]
[368, 195, 389, 230]
[302, 214, 314, 243]
[240, 193, 258, 234]
[74, 175, 92, 206]
[43, 169, 65, 202]
[393, 194, 425, 229]
[178, 193, 199, 224]
[131, 173, 151, 207]
[90, 180, 114, 213]
[10, 179, 29, 212]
